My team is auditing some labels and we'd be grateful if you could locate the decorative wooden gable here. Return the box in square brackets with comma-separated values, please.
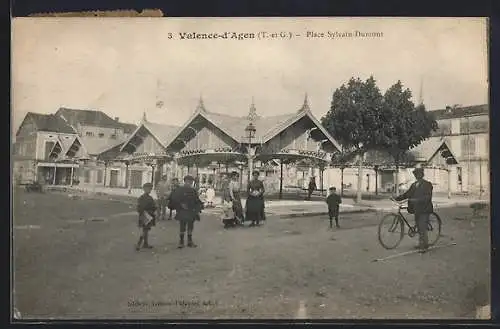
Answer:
[121, 125, 166, 155]
[260, 116, 330, 154]
[134, 132, 165, 154]
[167, 115, 239, 153]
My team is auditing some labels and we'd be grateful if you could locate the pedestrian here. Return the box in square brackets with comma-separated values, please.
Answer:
[246, 170, 265, 227]
[307, 176, 317, 200]
[393, 167, 434, 253]
[136, 182, 157, 251]
[229, 171, 244, 224]
[156, 175, 169, 221]
[205, 183, 215, 208]
[169, 175, 203, 248]
[167, 177, 180, 220]
[326, 187, 342, 228]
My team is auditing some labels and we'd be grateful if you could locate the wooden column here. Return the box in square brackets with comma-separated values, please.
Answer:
[70, 166, 74, 186]
[103, 162, 107, 187]
[53, 166, 57, 185]
[127, 163, 132, 194]
[448, 166, 452, 199]
[279, 159, 284, 200]
[479, 160, 483, 198]
[320, 167, 324, 196]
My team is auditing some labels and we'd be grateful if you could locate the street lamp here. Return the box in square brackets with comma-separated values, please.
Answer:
[245, 122, 257, 189]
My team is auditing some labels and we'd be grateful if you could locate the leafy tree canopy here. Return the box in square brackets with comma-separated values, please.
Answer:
[323, 77, 438, 165]
[378, 81, 438, 162]
[321, 76, 385, 152]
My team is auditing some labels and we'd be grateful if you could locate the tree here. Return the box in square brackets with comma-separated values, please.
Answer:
[322, 76, 384, 203]
[378, 81, 438, 194]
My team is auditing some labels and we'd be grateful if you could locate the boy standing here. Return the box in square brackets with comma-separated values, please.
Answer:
[326, 187, 341, 228]
[136, 182, 157, 251]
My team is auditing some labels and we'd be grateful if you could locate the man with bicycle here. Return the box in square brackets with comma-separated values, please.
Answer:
[393, 167, 433, 253]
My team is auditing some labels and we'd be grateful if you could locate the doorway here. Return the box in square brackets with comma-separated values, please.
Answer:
[109, 170, 119, 188]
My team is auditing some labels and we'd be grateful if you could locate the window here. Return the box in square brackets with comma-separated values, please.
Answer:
[457, 167, 462, 185]
[96, 170, 103, 184]
[98, 133, 105, 138]
[44, 141, 55, 160]
[86, 132, 94, 137]
[110, 134, 117, 139]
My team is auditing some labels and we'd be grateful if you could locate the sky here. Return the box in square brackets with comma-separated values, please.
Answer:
[12, 17, 488, 134]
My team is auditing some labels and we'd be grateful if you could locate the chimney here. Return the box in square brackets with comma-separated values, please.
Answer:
[114, 117, 119, 122]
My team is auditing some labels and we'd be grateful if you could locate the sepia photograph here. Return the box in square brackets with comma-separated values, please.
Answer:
[11, 17, 490, 320]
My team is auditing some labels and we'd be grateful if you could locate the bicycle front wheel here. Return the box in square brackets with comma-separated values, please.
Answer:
[427, 212, 442, 246]
[378, 213, 405, 249]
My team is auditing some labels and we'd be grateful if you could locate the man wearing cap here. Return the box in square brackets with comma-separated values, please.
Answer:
[394, 167, 434, 253]
[169, 175, 203, 248]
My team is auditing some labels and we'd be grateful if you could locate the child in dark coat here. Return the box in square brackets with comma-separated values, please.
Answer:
[326, 187, 342, 228]
[136, 182, 157, 250]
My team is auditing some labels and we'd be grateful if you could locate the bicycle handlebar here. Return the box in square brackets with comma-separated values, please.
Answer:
[390, 198, 407, 209]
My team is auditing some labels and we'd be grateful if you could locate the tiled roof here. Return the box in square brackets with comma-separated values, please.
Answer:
[431, 104, 488, 120]
[80, 136, 127, 155]
[26, 112, 77, 134]
[200, 111, 304, 143]
[56, 107, 124, 129]
[143, 122, 179, 146]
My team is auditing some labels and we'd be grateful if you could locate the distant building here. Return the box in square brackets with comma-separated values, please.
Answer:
[12, 112, 86, 185]
[430, 104, 489, 194]
[52, 107, 143, 189]
[323, 104, 489, 196]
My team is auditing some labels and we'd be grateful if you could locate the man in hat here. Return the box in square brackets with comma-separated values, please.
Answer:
[169, 175, 203, 248]
[394, 167, 434, 253]
[156, 175, 169, 221]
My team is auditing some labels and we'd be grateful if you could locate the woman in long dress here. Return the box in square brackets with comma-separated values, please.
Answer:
[228, 171, 245, 224]
[246, 170, 265, 226]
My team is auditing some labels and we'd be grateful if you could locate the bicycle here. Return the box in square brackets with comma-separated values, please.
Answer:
[377, 199, 442, 250]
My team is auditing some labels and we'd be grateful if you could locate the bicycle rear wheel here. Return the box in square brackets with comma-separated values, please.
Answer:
[378, 213, 405, 249]
[427, 212, 442, 246]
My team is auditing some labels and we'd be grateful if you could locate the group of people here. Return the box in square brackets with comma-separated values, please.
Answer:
[136, 175, 203, 250]
[222, 170, 266, 228]
[134, 166, 434, 254]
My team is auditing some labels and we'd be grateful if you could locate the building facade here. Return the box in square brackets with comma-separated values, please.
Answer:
[13, 112, 85, 185]
[13, 103, 489, 197]
[430, 104, 489, 194]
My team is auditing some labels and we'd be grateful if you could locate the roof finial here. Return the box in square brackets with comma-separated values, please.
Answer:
[300, 92, 310, 112]
[418, 77, 424, 106]
[247, 97, 258, 122]
[142, 111, 148, 123]
[197, 94, 206, 112]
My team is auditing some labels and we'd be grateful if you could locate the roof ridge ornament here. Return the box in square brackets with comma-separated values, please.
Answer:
[299, 93, 310, 112]
[141, 111, 148, 123]
[247, 97, 258, 122]
[197, 95, 207, 113]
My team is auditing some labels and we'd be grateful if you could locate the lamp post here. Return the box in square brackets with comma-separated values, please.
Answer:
[245, 122, 257, 190]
